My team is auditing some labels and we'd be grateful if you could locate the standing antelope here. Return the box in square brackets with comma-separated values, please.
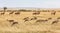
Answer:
[7, 19, 14, 23]
[51, 11, 56, 15]
[1, 12, 5, 15]
[36, 19, 48, 23]
[15, 12, 20, 15]
[48, 17, 52, 20]
[33, 11, 40, 15]
[57, 17, 60, 19]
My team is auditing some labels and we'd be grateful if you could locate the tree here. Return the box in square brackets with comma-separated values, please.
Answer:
[4, 7, 7, 12]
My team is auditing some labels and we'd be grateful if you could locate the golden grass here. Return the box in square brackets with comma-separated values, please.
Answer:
[0, 9, 60, 33]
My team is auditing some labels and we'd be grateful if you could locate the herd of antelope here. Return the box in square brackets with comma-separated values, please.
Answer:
[4, 11, 59, 26]
[0, 10, 56, 15]
[0, 7, 60, 26]
[6, 16, 60, 26]
[0, 11, 20, 15]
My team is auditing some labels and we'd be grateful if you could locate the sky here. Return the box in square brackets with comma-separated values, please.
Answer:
[0, 0, 60, 8]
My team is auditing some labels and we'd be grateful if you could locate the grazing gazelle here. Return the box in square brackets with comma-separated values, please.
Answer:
[7, 19, 18, 26]
[30, 17, 37, 20]
[33, 11, 40, 15]
[51, 20, 59, 24]
[11, 22, 18, 26]
[23, 17, 29, 22]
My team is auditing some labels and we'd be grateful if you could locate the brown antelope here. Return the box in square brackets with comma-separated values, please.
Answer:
[36, 19, 48, 23]
[23, 17, 29, 22]
[51, 11, 56, 15]
[51, 20, 59, 24]
[48, 17, 52, 20]
[7, 19, 14, 23]
[11, 22, 18, 26]
[9, 11, 14, 15]
[7, 19, 18, 26]
[1, 12, 5, 15]
[30, 17, 37, 20]
[57, 17, 60, 19]
[33, 11, 40, 15]
[15, 12, 20, 15]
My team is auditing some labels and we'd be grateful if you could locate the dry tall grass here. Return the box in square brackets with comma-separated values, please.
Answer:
[0, 9, 60, 33]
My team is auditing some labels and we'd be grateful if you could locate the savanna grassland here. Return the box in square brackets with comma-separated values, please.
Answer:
[0, 8, 60, 33]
